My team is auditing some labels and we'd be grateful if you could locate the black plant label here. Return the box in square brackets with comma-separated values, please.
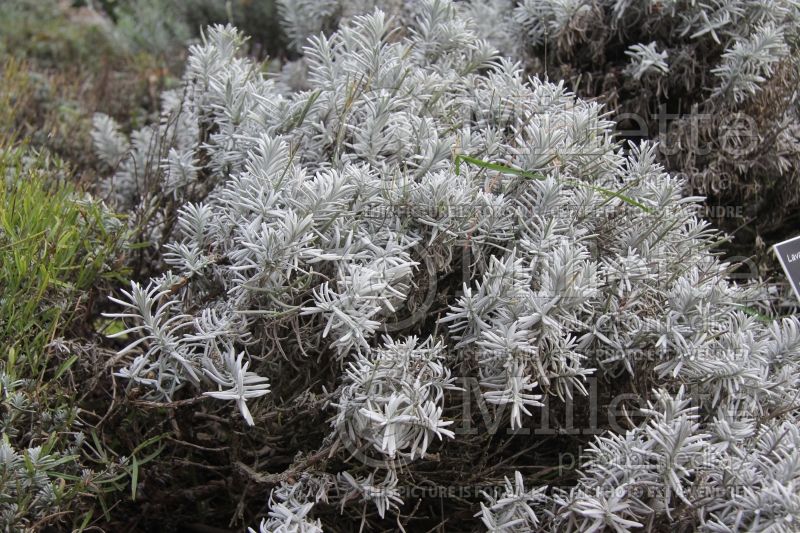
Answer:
[774, 235, 800, 301]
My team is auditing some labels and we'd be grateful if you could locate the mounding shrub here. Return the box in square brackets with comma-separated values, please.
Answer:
[96, 2, 800, 530]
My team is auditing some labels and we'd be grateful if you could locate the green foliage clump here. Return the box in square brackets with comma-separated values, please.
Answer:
[0, 151, 125, 359]
[0, 146, 138, 530]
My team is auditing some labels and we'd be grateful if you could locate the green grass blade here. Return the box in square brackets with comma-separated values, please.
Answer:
[455, 154, 652, 213]
[130, 455, 139, 501]
[454, 154, 545, 180]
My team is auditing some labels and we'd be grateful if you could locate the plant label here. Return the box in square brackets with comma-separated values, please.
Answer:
[774, 235, 800, 301]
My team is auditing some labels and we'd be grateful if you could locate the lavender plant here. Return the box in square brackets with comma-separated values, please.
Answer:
[95, 1, 800, 530]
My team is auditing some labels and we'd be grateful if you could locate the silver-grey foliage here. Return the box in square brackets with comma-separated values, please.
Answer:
[95, 1, 800, 530]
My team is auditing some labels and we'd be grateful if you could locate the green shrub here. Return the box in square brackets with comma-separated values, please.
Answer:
[0, 147, 142, 530]
[0, 150, 125, 358]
